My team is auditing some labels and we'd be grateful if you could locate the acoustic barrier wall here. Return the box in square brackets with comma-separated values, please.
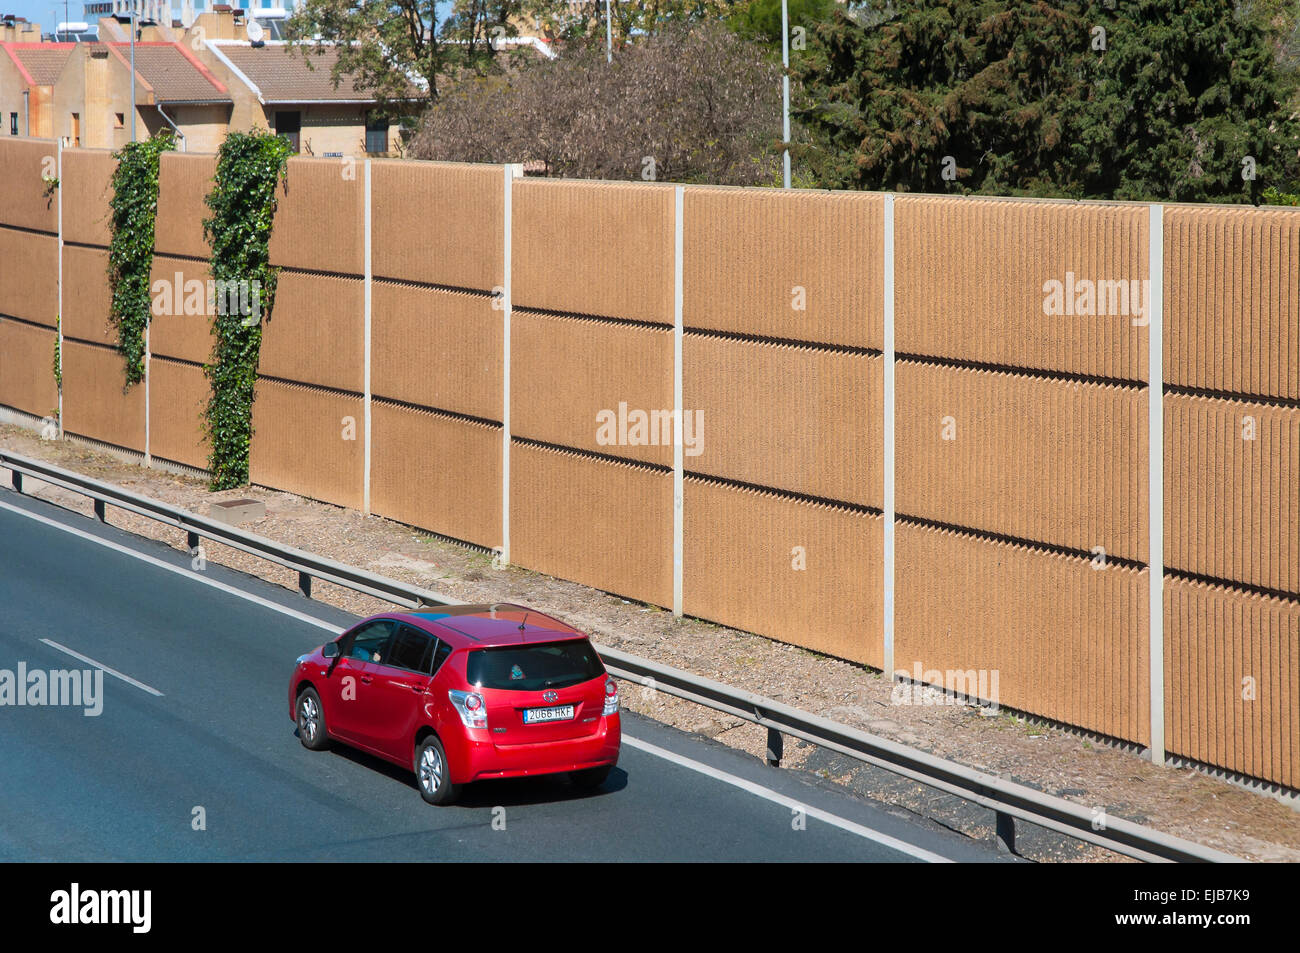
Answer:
[1, 137, 1295, 789]
[0, 139, 60, 419]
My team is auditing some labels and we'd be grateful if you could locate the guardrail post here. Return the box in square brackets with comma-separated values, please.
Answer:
[995, 811, 1016, 855]
[11, 470, 22, 493]
[95, 499, 107, 522]
[298, 571, 312, 599]
[186, 529, 198, 550]
[765, 727, 783, 767]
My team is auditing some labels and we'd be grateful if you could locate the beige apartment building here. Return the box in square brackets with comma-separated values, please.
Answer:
[0, 7, 412, 155]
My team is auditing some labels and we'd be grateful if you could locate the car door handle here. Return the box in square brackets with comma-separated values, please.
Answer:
[409, 683, 425, 693]
[360, 676, 373, 685]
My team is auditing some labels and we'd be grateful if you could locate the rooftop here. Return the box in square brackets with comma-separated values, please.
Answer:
[0, 41, 75, 86]
[208, 40, 409, 104]
[397, 604, 587, 648]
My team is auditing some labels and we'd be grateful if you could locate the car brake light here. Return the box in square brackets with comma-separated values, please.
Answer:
[449, 690, 488, 729]
[603, 678, 619, 716]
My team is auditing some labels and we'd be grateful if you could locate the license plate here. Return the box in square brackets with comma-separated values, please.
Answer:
[523, 705, 575, 724]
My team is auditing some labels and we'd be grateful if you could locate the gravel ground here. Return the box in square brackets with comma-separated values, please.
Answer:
[3, 422, 1297, 863]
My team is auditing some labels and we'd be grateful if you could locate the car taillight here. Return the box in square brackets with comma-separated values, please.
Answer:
[603, 678, 619, 716]
[449, 690, 488, 729]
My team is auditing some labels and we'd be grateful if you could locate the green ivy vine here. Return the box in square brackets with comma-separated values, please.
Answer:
[107, 130, 175, 385]
[202, 131, 291, 490]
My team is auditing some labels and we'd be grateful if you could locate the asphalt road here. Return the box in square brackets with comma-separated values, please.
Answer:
[0, 485, 1006, 863]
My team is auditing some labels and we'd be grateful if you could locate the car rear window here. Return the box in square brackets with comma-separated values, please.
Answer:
[466, 640, 605, 692]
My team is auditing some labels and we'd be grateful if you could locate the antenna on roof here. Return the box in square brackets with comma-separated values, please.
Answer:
[518, 611, 529, 632]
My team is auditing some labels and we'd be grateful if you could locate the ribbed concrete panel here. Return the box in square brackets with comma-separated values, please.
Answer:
[896, 522, 1149, 744]
[0, 318, 58, 417]
[149, 357, 209, 469]
[62, 341, 145, 450]
[512, 179, 674, 323]
[0, 138, 59, 233]
[154, 152, 216, 258]
[683, 478, 882, 666]
[1165, 205, 1300, 401]
[60, 148, 115, 247]
[683, 187, 883, 349]
[511, 311, 672, 465]
[0, 228, 58, 326]
[369, 400, 501, 548]
[147, 256, 215, 365]
[268, 157, 363, 275]
[895, 196, 1149, 380]
[1165, 577, 1298, 789]
[1165, 393, 1299, 595]
[685, 335, 881, 507]
[371, 282, 501, 421]
[510, 442, 672, 608]
[250, 379, 363, 510]
[371, 160, 503, 291]
[258, 271, 363, 393]
[897, 360, 1147, 560]
[61, 244, 114, 345]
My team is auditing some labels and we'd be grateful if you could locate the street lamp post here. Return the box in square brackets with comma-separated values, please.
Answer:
[605, 0, 612, 63]
[130, 5, 137, 142]
[781, 0, 790, 189]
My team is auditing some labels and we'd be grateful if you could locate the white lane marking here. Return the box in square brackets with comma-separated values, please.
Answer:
[0, 497, 345, 636]
[39, 638, 165, 697]
[622, 734, 954, 863]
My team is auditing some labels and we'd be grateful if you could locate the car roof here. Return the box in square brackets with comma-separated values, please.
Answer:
[385, 604, 588, 649]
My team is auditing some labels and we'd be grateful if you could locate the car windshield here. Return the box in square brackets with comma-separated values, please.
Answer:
[466, 640, 605, 692]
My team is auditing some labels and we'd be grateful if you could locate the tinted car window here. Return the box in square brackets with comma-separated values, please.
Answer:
[387, 625, 432, 673]
[466, 640, 604, 691]
[347, 620, 393, 663]
[429, 640, 453, 676]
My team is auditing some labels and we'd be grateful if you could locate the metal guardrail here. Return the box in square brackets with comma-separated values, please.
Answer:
[0, 448, 1241, 863]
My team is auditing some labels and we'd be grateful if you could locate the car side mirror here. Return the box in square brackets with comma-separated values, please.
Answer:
[322, 642, 339, 659]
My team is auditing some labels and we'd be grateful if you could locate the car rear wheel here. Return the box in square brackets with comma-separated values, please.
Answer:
[416, 736, 461, 805]
[296, 687, 329, 751]
[570, 765, 612, 791]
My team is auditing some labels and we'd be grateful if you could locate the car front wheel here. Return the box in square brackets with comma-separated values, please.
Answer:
[415, 736, 461, 805]
[297, 687, 330, 751]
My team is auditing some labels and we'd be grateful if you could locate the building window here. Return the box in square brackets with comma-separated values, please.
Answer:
[114, 113, 125, 129]
[275, 111, 300, 154]
[9, 113, 16, 136]
[365, 111, 387, 155]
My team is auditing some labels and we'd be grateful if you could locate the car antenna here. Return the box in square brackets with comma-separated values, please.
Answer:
[519, 611, 529, 634]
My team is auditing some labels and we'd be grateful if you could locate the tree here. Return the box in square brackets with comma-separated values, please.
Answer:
[284, 0, 529, 110]
[730, 0, 836, 45]
[795, 0, 1300, 202]
[536, 1, 745, 47]
[412, 21, 782, 185]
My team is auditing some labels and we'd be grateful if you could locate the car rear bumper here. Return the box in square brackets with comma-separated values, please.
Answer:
[445, 715, 621, 784]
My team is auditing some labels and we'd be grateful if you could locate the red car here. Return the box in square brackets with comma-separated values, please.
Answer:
[288, 604, 621, 804]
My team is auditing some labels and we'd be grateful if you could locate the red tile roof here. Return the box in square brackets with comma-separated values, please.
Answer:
[214, 42, 415, 103]
[109, 42, 230, 103]
[1, 42, 75, 87]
